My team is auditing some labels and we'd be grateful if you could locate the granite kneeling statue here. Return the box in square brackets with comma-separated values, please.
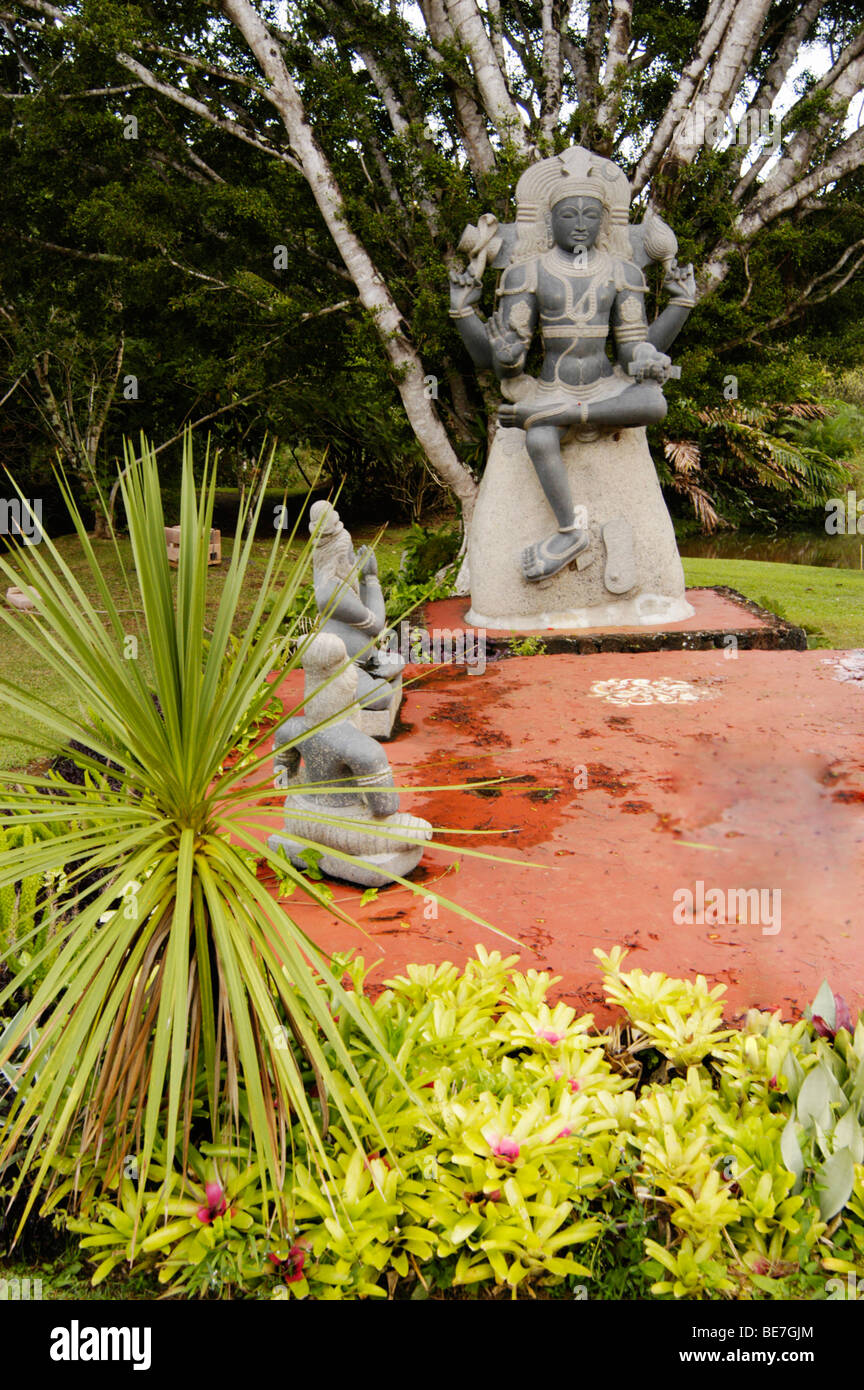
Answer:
[268, 634, 431, 888]
[309, 500, 403, 738]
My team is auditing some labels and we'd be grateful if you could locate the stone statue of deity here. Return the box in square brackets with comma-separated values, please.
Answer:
[308, 501, 403, 737]
[450, 145, 697, 629]
[268, 634, 432, 887]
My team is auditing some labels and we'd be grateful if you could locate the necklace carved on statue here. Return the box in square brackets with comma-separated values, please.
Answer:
[551, 247, 611, 278]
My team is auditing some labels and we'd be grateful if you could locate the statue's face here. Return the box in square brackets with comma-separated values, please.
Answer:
[550, 196, 604, 252]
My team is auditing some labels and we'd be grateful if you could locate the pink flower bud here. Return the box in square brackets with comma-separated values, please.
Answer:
[491, 1134, 520, 1162]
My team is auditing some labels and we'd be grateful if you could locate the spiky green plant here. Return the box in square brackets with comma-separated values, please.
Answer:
[0, 436, 428, 1233]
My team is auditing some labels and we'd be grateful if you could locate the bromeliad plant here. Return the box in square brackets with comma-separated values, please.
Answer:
[0, 435, 429, 1235]
[50, 948, 864, 1300]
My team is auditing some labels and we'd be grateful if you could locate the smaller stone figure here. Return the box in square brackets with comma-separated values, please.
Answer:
[268, 634, 432, 888]
[309, 500, 403, 737]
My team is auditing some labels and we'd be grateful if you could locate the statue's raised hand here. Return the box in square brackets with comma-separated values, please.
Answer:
[486, 309, 526, 369]
[663, 259, 696, 306]
[449, 267, 483, 314]
[356, 544, 377, 579]
[629, 342, 673, 383]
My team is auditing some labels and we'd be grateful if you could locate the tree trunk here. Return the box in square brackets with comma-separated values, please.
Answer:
[91, 508, 111, 539]
[220, 0, 479, 588]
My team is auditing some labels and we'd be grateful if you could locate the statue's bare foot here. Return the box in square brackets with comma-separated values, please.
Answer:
[522, 528, 589, 582]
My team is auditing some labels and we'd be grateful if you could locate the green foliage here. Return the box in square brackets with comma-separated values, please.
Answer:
[397, 522, 461, 585]
[2, 0, 864, 532]
[507, 635, 547, 657]
[662, 392, 852, 531]
[378, 522, 460, 616]
[0, 434, 416, 1233]
[777, 982, 864, 1224]
[0, 821, 63, 994]
[47, 946, 864, 1301]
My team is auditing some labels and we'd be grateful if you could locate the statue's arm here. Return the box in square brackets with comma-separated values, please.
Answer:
[487, 264, 538, 379]
[356, 547, 386, 631]
[448, 267, 493, 369]
[448, 261, 538, 377]
[612, 263, 672, 379]
[337, 730, 400, 817]
[273, 717, 306, 782]
[611, 263, 652, 368]
[315, 576, 379, 633]
[647, 261, 696, 353]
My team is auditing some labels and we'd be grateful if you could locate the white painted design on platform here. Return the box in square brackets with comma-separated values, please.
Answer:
[822, 650, 864, 683]
[588, 676, 715, 706]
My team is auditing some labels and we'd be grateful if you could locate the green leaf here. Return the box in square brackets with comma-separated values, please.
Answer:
[831, 1108, 864, 1165]
[780, 1047, 805, 1101]
[780, 1117, 805, 1190]
[796, 1063, 834, 1130]
[808, 980, 836, 1031]
[816, 1147, 855, 1221]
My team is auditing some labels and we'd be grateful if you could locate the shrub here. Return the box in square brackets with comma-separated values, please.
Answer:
[50, 948, 864, 1301]
[378, 522, 461, 618]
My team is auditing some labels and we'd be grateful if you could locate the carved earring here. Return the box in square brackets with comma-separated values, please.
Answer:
[543, 211, 553, 249]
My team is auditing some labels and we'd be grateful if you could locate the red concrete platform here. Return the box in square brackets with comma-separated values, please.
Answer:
[255, 647, 864, 1025]
[417, 588, 806, 654]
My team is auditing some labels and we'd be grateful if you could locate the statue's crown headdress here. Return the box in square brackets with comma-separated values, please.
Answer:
[511, 145, 632, 261]
[309, 500, 344, 540]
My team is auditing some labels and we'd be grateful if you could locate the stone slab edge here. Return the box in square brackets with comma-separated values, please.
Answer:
[414, 587, 807, 658]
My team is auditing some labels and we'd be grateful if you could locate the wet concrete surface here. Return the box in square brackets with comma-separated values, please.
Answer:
[258, 646, 864, 1025]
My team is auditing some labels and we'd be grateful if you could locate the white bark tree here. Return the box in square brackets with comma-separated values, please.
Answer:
[6, 0, 864, 573]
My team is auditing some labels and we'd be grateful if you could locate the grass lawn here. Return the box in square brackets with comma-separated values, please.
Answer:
[1, 535, 861, 772]
[0, 523, 411, 773]
[682, 555, 864, 650]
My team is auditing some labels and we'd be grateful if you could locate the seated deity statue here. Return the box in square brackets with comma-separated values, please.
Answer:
[449, 147, 696, 587]
[308, 500, 403, 734]
[268, 633, 431, 888]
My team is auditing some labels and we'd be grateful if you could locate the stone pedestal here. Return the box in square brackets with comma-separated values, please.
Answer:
[268, 821, 428, 889]
[5, 586, 38, 612]
[165, 526, 221, 566]
[356, 674, 402, 739]
[466, 425, 693, 631]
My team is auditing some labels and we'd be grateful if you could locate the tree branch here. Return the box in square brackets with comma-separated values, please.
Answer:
[632, 0, 735, 193]
[595, 0, 632, 142]
[539, 0, 563, 146]
[14, 233, 122, 263]
[718, 236, 864, 350]
[444, 0, 529, 150]
[113, 49, 304, 174]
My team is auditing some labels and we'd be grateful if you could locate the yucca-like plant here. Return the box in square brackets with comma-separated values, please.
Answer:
[0, 436, 440, 1234]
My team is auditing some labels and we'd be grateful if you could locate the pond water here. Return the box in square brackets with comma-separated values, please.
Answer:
[678, 529, 864, 569]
